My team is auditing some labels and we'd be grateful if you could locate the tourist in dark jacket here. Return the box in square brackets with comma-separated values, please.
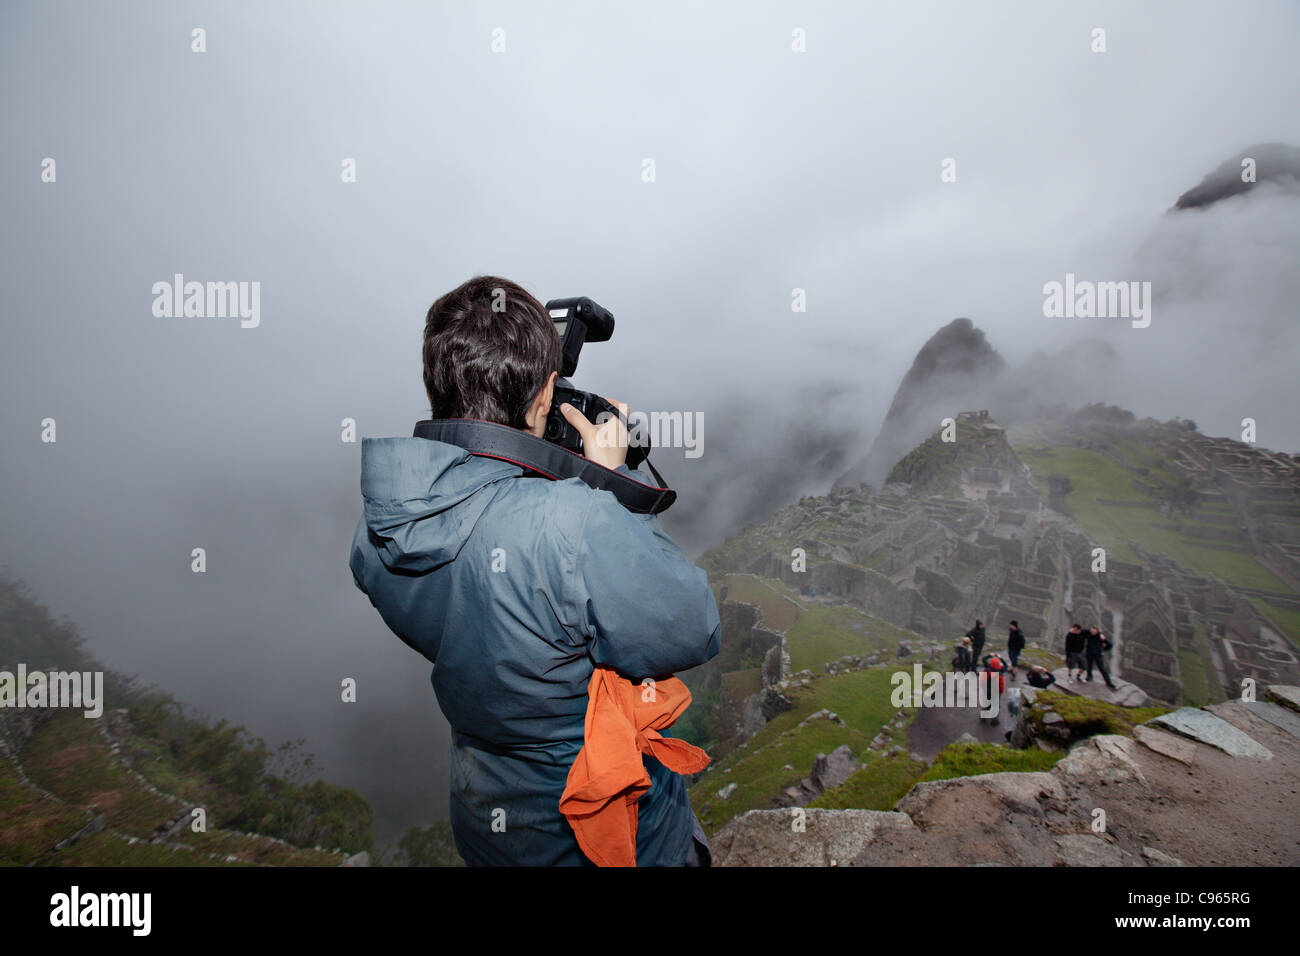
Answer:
[966, 620, 986, 669]
[1064, 624, 1086, 682]
[1026, 665, 1057, 689]
[1007, 620, 1027, 677]
[1085, 626, 1117, 690]
[953, 636, 973, 673]
[349, 276, 721, 867]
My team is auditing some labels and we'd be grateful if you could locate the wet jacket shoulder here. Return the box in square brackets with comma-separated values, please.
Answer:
[347, 436, 721, 866]
[348, 437, 720, 675]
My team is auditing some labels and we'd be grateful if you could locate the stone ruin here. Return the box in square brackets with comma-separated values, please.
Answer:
[706, 415, 1300, 713]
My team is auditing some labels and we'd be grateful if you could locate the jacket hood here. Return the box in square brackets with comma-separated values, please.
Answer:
[358, 437, 523, 573]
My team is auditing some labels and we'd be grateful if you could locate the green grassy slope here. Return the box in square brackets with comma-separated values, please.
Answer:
[1016, 444, 1291, 592]
[688, 668, 907, 835]
[786, 605, 919, 672]
[0, 574, 372, 866]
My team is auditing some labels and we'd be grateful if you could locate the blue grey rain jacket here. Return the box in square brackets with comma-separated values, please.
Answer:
[349, 434, 721, 866]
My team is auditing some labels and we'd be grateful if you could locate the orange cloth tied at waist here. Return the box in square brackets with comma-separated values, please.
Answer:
[559, 666, 710, 867]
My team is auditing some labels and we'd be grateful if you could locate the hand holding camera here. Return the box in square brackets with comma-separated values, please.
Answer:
[560, 397, 630, 471]
[542, 297, 651, 470]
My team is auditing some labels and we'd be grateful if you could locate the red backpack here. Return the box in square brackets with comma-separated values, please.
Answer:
[985, 656, 1006, 694]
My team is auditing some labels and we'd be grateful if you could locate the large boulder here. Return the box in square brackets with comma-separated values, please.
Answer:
[1056, 734, 1147, 785]
[1152, 707, 1273, 759]
[1132, 724, 1197, 765]
[809, 745, 859, 793]
[739, 687, 794, 740]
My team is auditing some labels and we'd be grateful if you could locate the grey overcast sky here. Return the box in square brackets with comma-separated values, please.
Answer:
[3, 0, 1298, 840]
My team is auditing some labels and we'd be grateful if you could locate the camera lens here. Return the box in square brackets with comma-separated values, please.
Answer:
[544, 411, 563, 441]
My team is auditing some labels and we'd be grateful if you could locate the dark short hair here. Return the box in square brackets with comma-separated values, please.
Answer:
[423, 276, 563, 428]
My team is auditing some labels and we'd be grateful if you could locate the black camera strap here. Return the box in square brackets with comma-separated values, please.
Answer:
[412, 419, 677, 515]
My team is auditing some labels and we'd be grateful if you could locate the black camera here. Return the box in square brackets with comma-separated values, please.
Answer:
[542, 297, 649, 469]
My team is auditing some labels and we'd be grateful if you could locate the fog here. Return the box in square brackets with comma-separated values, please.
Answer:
[2, 0, 1298, 842]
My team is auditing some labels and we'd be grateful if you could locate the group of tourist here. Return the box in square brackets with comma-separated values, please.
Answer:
[953, 618, 1025, 676]
[1063, 623, 1117, 690]
[951, 618, 1117, 692]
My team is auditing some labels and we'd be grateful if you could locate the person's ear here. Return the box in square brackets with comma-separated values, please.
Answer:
[526, 371, 558, 431]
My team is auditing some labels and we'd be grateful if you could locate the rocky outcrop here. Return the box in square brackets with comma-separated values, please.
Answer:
[776, 739, 856, 808]
[712, 686, 1300, 867]
[711, 808, 914, 867]
[810, 745, 859, 793]
[740, 686, 793, 738]
[1055, 734, 1146, 785]
[1008, 676, 1151, 751]
[1154, 705, 1273, 758]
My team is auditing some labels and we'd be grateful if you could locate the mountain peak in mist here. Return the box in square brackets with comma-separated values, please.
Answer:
[835, 318, 1006, 490]
[891, 317, 1003, 381]
[1172, 142, 1300, 211]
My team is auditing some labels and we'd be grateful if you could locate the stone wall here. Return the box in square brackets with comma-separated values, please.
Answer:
[977, 528, 1024, 564]
[774, 559, 956, 640]
[718, 600, 782, 664]
[953, 554, 1009, 633]
[1120, 583, 1182, 704]
[987, 493, 1040, 511]
[914, 566, 962, 613]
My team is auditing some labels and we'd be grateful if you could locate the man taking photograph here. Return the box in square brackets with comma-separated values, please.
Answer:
[349, 276, 721, 866]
